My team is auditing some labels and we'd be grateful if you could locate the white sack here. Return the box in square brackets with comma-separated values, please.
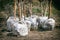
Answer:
[7, 16, 19, 31]
[7, 16, 28, 36]
[44, 18, 55, 30]
[39, 16, 48, 25]
[29, 15, 38, 30]
[24, 20, 31, 31]
[37, 16, 48, 27]
[14, 22, 28, 36]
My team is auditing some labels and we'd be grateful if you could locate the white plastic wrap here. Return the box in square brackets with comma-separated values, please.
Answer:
[29, 16, 38, 30]
[37, 16, 48, 29]
[37, 16, 48, 27]
[24, 20, 31, 31]
[7, 16, 19, 31]
[7, 16, 28, 36]
[14, 22, 28, 36]
[39, 16, 48, 24]
[44, 18, 55, 30]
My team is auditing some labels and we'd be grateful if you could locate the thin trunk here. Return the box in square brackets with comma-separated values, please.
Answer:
[40, 0, 43, 16]
[23, 4, 26, 17]
[48, 0, 52, 18]
[45, 0, 48, 16]
[23, 0, 26, 18]
[30, 3, 32, 16]
[21, 2, 23, 17]
[41, 2, 44, 16]
[13, 0, 16, 19]
[18, 0, 21, 20]
[43, 0, 45, 16]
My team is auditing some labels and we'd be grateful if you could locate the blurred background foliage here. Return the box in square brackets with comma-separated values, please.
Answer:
[32, 7, 41, 13]
[0, 0, 13, 11]
[0, 0, 60, 26]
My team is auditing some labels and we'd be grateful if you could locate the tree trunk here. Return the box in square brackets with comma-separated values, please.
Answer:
[48, 0, 52, 18]
[18, 0, 21, 20]
[13, 0, 16, 19]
